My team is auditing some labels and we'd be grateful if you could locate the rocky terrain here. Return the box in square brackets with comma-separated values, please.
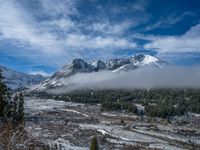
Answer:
[0, 66, 47, 90]
[25, 97, 200, 150]
[32, 54, 167, 91]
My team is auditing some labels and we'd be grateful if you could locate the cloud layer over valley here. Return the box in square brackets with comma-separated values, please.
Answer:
[47, 66, 200, 93]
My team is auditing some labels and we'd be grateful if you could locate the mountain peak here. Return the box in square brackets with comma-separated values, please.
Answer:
[0, 65, 47, 90]
[90, 60, 106, 71]
[70, 58, 88, 70]
[32, 54, 167, 91]
[133, 53, 146, 61]
[71, 58, 85, 64]
[129, 54, 159, 66]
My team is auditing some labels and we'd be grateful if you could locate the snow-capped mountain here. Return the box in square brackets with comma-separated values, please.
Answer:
[0, 65, 47, 90]
[32, 54, 167, 91]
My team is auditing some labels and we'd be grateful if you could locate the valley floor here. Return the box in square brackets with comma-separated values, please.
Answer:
[25, 97, 200, 150]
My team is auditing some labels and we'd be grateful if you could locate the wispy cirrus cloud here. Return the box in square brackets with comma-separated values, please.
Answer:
[90, 21, 132, 35]
[144, 12, 196, 31]
[144, 23, 200, 53]
[0, 0, 65, 54]
[39, 0, 78, 18]
[112, 0, 148, 14]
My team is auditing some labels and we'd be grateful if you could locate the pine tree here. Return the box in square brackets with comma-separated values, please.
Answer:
[90, 136, 99, 150]
[12, 94, 18, 126]
[18, 92, 24, 124]
[0, 69, 10, 121]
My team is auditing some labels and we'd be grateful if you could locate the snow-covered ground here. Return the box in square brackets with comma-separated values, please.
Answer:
[79, 123, 187, 150]
[60, 109, 89, 117]
[25, 97, 89, 150]
[49, 138, 88, 150]
[25, 97, 83, 114]
[25, 97, 200, 150]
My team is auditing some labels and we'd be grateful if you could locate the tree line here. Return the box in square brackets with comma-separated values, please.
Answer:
[30, 88, 200, 119]
[0, 69, 24, 127]
[101, 101, 138, 114]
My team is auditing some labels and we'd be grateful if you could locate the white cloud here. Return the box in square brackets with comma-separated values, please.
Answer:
[0, 0, 137, 68]
[144, 23, 200, 53]
[39, 0, 78, 18]
[0, 0, 64, 54]
[112, 0, 148, 14]
[48, 66, 200, 93]
[41, 19, 76, 32]
[91, 21, 133, 35]
[131, 0, 148, 12]
[145, 12, 195, 31]
[29, 70, 50, 77]
[65, 34, 136, 49]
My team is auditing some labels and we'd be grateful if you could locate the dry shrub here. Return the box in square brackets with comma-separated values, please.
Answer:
[0, 123, 49, 150]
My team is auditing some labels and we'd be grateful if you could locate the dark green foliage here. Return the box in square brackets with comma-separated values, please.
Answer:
[18, 92, 24, 124]
[101, 101, 138, 114]
[0, 69, 10, 121]
[31, 88, 200, 119]
[11, 93, 24, 126]
[143, 89, 200, 118]
[0, 69, 25, 126]
[12, 94, 18, 126]
[120, 119, 125, 124]
[90, 136, 99, 150]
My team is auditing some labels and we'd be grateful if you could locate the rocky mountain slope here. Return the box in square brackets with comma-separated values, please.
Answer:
[0, 66, 47, 90]
[32, 54, 167, 91]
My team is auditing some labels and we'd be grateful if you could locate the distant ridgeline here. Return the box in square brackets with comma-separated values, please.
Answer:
[28, 88, 200, 119]
[0, 65, 46, 91]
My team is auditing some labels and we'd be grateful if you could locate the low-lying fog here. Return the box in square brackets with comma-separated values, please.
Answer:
[48, 66, 200, 93]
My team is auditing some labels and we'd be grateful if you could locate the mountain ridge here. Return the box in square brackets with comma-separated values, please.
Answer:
[0, 65, 47, 90]
[32, 54, 167, 91]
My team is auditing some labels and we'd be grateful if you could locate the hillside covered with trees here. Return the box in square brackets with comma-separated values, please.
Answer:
[30, 88, 200, 119]
[0, 69, 50, 149]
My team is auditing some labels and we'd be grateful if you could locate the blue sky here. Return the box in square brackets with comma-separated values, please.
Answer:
[0, 0, 200, 75]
